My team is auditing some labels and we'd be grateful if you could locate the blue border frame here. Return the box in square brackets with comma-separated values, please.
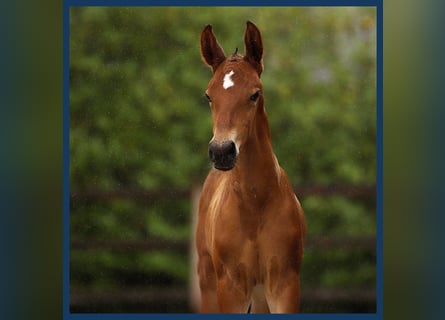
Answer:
[65, 0, 379, 6]
[63, 1, 383, 319]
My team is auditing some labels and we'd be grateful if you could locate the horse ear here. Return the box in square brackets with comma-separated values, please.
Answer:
[200, 25, 226, 73]
[244, 21, 263, 76]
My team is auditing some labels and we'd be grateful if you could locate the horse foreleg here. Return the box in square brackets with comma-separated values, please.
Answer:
[215, 266, 252, 313]
[265, 271, 301, 313]
[198, 254, 219, 313]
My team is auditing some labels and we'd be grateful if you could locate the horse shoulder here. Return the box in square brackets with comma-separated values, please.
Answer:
[263, 169, 306, 253]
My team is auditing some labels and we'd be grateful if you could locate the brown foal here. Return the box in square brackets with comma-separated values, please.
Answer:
[196, 21, 306, 313]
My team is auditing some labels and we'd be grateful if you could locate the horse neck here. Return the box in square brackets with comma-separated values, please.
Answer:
[232, 106, 281, 199]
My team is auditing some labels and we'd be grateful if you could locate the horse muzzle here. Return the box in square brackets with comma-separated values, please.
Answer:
[208, 140, 238, 171]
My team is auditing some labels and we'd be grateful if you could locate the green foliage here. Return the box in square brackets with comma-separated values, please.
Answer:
[70, 7, 376, 312]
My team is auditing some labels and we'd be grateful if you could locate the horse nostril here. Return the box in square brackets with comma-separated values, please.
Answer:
[208, 141, 217, 162]
[208, 147, 215, 162]
[222, 141, 237, 160]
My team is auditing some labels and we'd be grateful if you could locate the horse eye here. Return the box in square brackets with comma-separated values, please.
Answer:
[205, 93, 212, 103]
[250, 90, 260, 101]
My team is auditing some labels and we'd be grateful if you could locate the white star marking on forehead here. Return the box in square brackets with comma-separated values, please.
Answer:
[223, 70, 235, 89]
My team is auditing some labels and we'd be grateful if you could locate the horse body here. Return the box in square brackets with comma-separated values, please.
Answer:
[196, 21, 306, 313]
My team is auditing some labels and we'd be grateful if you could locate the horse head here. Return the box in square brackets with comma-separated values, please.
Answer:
[200, 21, 265, 171]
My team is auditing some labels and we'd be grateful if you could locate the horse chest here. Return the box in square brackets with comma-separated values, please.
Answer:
[206, 189, 273, 279]
[207, 186, 265, 243]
